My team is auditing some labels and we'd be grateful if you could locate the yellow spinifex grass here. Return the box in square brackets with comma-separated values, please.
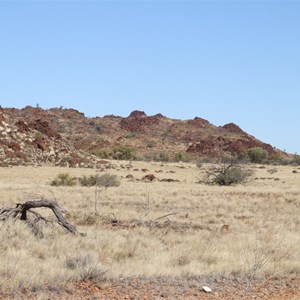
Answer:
[0, 161, 299, 289]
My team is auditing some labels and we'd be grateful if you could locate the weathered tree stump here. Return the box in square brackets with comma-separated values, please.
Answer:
[0, 199, 83, 236]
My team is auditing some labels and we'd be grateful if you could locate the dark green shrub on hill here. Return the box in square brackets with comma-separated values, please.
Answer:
[95, 150, 110, 159]
[111, 146, 136, 160]
[175, 152, 194, 162]
[247, 147, 268, 163]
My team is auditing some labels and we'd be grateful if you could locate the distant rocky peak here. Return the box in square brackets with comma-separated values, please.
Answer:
[128, 110, 147, 118]
[223, 123, 247, 135]
[188, 117, 210, 127]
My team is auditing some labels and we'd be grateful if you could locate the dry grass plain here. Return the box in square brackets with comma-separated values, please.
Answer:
[0, 161, 300, 297]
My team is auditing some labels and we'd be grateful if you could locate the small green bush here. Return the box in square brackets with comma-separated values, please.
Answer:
[79, 174, 120, 188]
[265, 153, 289, 165]
[247, 147, 268, 163]
[79, 175, 99, 186]
[175, 152, 194, 162]
[95, 150, 110, 159]
[112, 146, 136, 160]
[50, 173, 77, 186]
[34, 131, 44, 140]
[155, 152, 170, 162]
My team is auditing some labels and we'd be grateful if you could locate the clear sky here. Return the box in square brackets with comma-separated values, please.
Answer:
[0, 1, 299, 154]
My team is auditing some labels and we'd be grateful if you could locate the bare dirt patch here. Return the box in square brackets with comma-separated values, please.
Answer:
[1, 277, 299, 299]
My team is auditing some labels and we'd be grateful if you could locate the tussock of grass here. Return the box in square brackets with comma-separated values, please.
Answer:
[79, 173, 120, 187]
[50, 172, 77, 186]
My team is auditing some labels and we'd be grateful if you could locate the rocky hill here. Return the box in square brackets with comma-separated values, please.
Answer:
[0, 107, 102, 167]
[0, 106, 285, 167]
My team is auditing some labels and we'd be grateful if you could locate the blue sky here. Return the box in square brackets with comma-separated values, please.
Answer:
[0, 1, 299, 153]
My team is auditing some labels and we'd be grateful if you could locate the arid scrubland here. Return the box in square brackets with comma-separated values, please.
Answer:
[0, 161, 299, 290]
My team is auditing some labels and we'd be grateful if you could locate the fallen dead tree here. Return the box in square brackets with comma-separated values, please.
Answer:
[0, 199, 83, 236]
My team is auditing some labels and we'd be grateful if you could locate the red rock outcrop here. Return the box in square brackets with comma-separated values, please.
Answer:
[15, 120, 30, 132]
[187, 136, 277, 157]
[187, 139, 219, 156]
[33, 137, 50, 152]
[223, 123, 248, 136]
[120, 111, 163, 133]
[128, 110, 147, 118]
[225, 139, 277, 156]
[29, 119, 61, 140]
[188, 117, 210, 128]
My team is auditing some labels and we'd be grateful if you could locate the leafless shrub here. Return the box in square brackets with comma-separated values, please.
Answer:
[97, 173, 120, 188]
[200, 162, 254, 186]
[79, 173, 120, 188]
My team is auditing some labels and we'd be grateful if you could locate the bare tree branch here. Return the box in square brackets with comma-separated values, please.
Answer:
[0, 199, 84, 236]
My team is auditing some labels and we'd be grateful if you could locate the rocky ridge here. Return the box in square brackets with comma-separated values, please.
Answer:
[0, 106, 285, 167]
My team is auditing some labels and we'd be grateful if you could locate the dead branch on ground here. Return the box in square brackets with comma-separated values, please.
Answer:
[0, 199, 84, 236]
